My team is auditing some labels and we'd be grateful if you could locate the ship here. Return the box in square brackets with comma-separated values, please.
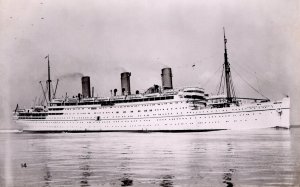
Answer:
[13, 31, 290, 132]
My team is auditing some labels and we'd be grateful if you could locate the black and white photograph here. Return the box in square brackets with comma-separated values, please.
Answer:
[0, 0, 300, 186]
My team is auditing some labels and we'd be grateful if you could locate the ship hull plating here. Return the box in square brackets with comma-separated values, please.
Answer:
[16, 98, 290, 132]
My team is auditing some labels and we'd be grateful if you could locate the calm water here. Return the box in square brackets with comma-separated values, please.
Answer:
[1, 129, 300, 187]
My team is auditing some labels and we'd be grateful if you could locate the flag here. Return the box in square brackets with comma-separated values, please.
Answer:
[192, 64, 195, 67]
[45, 55, 49, 59]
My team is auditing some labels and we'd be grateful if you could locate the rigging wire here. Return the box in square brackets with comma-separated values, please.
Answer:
[228, 68, 236, 98]
[255, 72, 262, 94]
[44, 85, 48, 104]
[51, 84, 55, 99]
[233, 60, 266, 83]
[217, 65, 225, 95]
[231, 58, 282, 95]
[200, 64, 223, 89]
[231, 66, 269, 100]
[39, 81, 48, 105]
[220, 70, 226, 95]
[230, 74, 237, 98]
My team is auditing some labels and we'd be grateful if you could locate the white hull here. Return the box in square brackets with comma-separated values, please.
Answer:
[16, 98, 290, 132]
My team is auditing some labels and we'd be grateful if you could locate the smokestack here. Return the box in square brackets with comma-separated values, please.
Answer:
[81, 76, 91, 98]
[114, 89, 117, 96]
[161, 68, 173, 90]
[121, 72, 131, 95]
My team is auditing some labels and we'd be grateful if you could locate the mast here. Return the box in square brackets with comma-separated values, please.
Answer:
[46, 55, 51, 102]
[223, 28, 232, 103]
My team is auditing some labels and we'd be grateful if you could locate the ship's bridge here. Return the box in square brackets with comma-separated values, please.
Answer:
[181, 87, 206, 99]
[175, 87, 207, 104]
[176, 87, 207, 109]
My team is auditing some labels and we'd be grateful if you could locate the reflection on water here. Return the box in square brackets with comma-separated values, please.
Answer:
[0, 128, 300, 186]
[223, 142, 235, 187]
[159, 175, 174, 187]
[223, 169, 235, 187]
[43, 164, 51, 187]
[80, 164, 91, 186]
[79, 143, 92, 186]
[120, 176, 133, 186]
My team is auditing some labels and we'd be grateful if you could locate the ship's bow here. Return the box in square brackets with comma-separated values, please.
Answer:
[277, 97, 290, 128]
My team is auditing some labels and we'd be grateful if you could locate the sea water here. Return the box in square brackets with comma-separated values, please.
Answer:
[0, 128, 300, 187]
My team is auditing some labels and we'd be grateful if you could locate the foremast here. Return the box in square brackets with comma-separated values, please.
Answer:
[223, 28, 236, 104]
[45, 55, 52, 102]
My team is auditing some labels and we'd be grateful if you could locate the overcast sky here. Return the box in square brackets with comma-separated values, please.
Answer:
[0, 0, 299, 127]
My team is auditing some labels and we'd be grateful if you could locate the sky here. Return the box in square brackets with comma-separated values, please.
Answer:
[0, 0, 300, 128]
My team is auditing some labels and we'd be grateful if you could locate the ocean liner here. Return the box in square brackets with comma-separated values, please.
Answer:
[13, 31, 290, 132]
